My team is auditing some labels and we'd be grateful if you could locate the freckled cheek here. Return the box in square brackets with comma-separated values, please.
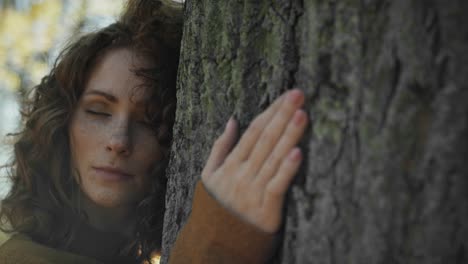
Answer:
[70, 115, 108, 163]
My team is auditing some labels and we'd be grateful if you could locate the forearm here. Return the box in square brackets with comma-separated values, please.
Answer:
[168, 180, 276, 264]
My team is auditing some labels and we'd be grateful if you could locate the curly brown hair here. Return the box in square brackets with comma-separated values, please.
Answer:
[0, 0, 182, 262]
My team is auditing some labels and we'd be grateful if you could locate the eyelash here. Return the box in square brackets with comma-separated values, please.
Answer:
[85, 109, 154, 129]
[85, 110, 110, 116]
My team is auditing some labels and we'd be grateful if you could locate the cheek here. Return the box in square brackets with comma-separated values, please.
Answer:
[133, 131, 164, 171]
[69, 114, 105, 166]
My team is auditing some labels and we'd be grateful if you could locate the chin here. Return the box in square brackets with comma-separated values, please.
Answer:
[85, 186, 143, 209]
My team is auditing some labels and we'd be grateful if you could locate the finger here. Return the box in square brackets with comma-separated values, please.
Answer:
[262, 147, 302, 214]
[254, 109, 308, 187]
[202, 117, 238, 178]
[245, 89, 304, 176]
[228, 93, 285, 163]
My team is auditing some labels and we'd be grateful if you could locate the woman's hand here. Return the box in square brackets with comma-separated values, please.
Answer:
[201, 89, 308, 234]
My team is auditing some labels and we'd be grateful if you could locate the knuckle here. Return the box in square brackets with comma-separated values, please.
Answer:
[223, 155, 237, 170]
[223, 154, 234, 165]
[258, 155, 279, 179]
[244, 159, 258, 174]
[248, 119, 262, 135]
[265, 182, 283, 197]
[278, 107, 291, 122]
[234, 177, 248, 193]
[267, 152, 281, 167]
[261, 128, 274, 142]
[235, 172, 250, 190]
[213, 136, 224, 149]
[287, 120, 305, 137]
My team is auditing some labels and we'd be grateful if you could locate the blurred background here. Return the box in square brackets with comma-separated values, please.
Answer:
[0, 0, 128, 197]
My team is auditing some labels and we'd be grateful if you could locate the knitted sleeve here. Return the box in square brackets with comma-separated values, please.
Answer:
[168, 180, 277, 264]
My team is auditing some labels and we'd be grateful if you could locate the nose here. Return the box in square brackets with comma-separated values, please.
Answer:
[106, 121, 131, 156]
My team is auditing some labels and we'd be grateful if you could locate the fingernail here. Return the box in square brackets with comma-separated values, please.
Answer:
[287, 89, 302, 104]
[289, 147, 302, 161]
[293, 110, 305, 125]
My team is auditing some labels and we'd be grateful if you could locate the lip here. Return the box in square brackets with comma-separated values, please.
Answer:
[92, 166, 134, 181]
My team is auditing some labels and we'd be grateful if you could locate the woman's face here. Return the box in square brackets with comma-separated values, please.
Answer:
[69, 48, 162, 211]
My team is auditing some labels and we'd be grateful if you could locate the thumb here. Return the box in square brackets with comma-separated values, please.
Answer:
[202, 117, 238, 178]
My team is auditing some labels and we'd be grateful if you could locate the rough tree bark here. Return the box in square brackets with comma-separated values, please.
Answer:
[161, 0, 468, 263]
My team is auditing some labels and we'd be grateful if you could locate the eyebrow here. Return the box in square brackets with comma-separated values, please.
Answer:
[84, 90, 118, 103]
[83, 89, 148, 108]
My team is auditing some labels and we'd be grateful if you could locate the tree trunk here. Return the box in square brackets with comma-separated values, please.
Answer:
[161, 0, 468, 263]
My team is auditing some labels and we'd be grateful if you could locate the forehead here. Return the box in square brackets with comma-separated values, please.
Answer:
[84, 47, 153, 104]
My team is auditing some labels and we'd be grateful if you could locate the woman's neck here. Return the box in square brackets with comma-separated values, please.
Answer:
[80, 195, 136, 237]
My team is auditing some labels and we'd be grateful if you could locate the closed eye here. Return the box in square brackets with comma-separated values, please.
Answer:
[85, 110, 110, 116]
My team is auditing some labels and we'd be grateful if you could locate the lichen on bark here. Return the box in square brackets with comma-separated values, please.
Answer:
[161, 1, 468, 263]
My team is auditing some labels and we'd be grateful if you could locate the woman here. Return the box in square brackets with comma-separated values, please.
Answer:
[0, 0, 308, 263]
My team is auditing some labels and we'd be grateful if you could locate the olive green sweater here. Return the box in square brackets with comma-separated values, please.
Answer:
[0, 181, 275, 263]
